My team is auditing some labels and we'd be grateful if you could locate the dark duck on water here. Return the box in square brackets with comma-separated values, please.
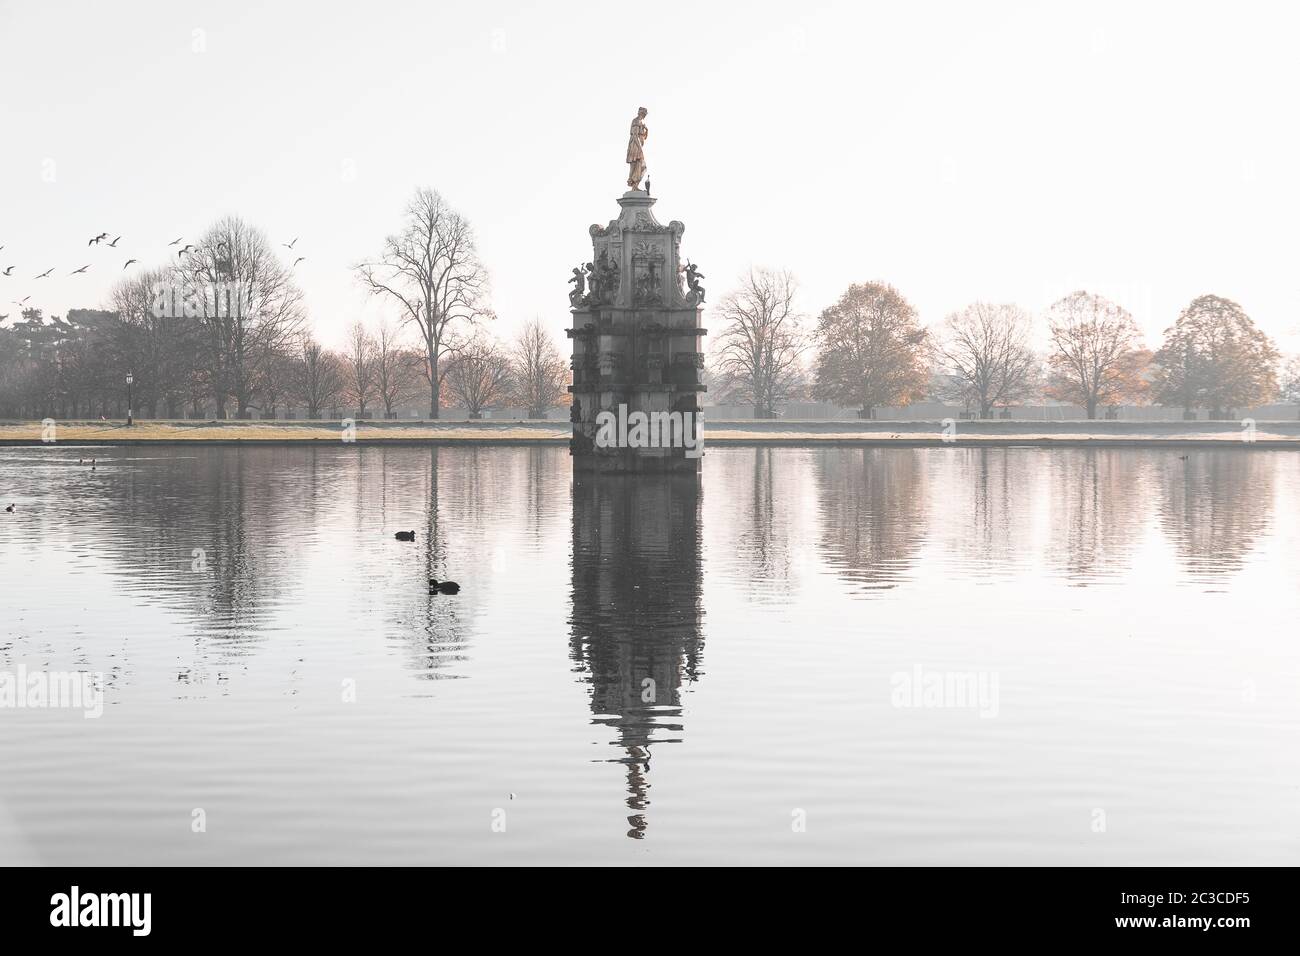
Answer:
[394, 530, 415, 541]
[429, 578, 460, 595]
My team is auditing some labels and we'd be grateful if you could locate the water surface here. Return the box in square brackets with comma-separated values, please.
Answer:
[1, 445, 1297, 865]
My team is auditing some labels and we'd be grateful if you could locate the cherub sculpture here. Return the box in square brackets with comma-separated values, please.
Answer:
[568, 266, 587, 307]
[684, 261, 706, 305]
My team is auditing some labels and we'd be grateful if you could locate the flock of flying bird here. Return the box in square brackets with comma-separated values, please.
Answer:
[1, 233, 308, 322]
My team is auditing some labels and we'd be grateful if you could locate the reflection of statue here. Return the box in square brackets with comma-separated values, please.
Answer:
[626, 107, 649, 190]
[570, 475, 703, 839]
[568, 267, 586, 307]
[683, 261, 706, 304]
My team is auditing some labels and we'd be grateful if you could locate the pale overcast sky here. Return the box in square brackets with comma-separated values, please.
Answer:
[2, 0, 1298, 354]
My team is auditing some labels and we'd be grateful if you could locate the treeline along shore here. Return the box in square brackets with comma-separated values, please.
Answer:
[3, 418, 1299, 447]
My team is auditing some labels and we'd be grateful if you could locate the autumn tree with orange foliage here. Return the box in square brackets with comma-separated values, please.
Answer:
[1044, 291, 1148, 419]
[813, 281, 928, 418]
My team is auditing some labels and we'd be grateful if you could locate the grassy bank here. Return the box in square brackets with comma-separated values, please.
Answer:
[0, 419, 567, 444]
[3, 418, 1300, 447]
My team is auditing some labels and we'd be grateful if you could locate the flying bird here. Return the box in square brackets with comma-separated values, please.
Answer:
[177, 245, 196, 257]
[15, 297, 30, 305]
[34, 269, 54, 279]
[122, 259, 138, 270]
[169, 237, 183, 245]
[70, 264, 91, 274]
[283, 238, 298, 249]
[2, 266, 13, 276]
[88, 232, 108, 245]
[108, 236, 121, 247]
[293, 257, 305, 268]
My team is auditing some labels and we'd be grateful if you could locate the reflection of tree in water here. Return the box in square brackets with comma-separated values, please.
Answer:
[928, 448, 1038, 574]
[524, 446, 567, 541]
[813, 447, 926, 592]
[108, 446, 312, 660]
[1048, 449, 1150, 583]
[386, 446, 469, 678]
[378, 446, 568, 680]
[1157, 451, 1276, 579]
[711, 447, 797, 590]
[569, 474, 704, 839]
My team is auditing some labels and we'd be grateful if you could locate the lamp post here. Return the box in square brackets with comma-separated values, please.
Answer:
[126, 371, 134, 426]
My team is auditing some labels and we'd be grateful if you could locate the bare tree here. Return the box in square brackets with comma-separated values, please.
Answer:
[109, 267, 202, 417]
[1281, 355, 1300, 405]
[371, 316, 417, 418]
[442, 331, 512, 418]
[933, 302, 1040, 417]
[508, 318, 568, 418]
[1044, 291, 1145, 419]
[813, 281, 929, 418]
[175, 215, 306, 419]
[355, 188, 492, 418]
[710, 268, 809, 418]
[257, 349, 298, 419]
[291, 336, 346, 419]
[342, 320, 377, 417]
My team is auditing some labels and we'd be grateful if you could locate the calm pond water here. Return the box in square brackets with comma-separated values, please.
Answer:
[1, 444, 1298, 865]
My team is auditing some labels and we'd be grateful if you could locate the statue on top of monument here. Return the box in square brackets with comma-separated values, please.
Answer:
[626, 106, 649, 190]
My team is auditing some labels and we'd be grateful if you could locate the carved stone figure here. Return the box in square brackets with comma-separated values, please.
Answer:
[683, 261, 706, 305]
[635, 266, 661, 306]
[584, 261, 599, 304]
[568, 267, 586, 307]
[597, 250, 620, 304]
[626, 107, 648, 190]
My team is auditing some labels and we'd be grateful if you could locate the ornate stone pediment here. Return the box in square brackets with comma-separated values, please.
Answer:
[631, 210, 666, 232]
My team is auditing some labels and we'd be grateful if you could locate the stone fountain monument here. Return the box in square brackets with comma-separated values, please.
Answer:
[567, 107, 707, 473]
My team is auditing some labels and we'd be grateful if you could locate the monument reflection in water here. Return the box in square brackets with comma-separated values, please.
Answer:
[568, 473, 704, 838]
